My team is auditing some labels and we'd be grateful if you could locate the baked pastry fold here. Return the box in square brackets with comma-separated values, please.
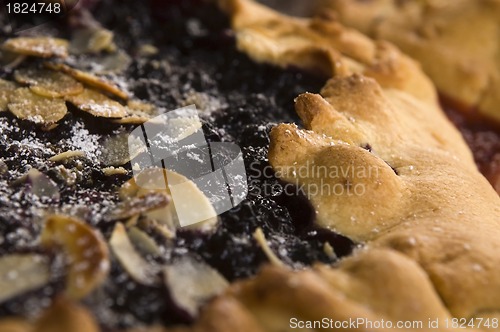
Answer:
[321, 0, 500, 123]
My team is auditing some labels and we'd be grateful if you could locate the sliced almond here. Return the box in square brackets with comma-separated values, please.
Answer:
[99, 133, 144, 166]
[40, 215, 110, 299]
[70, 28, 115, 54]
[8, 88, 67, 125]
[0, 79, 18, 112]
[45, 62, 129, 99]
[128, 226, 162, 256]
[49, 150, 85, 163]
[17, 168, 60, 199]
[111, 112, 150, 125]
[163, 255, 228, 318]
[14, 68, 83, 98]
[35, 297, 99, 332]
[109, 222, 160, 286]
[0, 48, 26, 67]
[0, 159, 7, 175]
[104, 192, 170, 222]
[253, 227, 285, 268]
[323, 242, 338, 260]
[0, 254, 51, 303]
[66, 89, 126, 118]
[112, 100, 155, 124]
[121, 168, 218, 232]
[127, 100, 156, 114]
[102, 166, 128, 176]
[2, 37, 68, 58]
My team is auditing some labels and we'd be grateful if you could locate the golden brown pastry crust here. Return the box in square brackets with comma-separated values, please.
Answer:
[322, 0, 500, 122]
[218, 0, 437, 105]
[268, 74, 500, 319]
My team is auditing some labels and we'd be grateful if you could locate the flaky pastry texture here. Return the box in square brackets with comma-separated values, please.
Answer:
[217, 0, 437, 105]
[322, 0, 500, 122]
[268, 73, 500, 320]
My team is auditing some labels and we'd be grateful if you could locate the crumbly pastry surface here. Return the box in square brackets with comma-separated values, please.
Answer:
[322, 0, 500, 123]
[268, 74, 500, 319]
[218, 0, 437, 105]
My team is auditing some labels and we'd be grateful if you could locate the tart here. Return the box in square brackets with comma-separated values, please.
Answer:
[0, 0, 499, 331]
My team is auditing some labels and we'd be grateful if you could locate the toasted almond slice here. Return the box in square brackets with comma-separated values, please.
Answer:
[121, 168, 218, 232]
[35, 297, 99, 332]
[112, 100, 155, 124]
[49, 150, 85, 163]
[40, 215, 110, 299]
[0, 254, 51, 303]
[66, 89, 126, 118]
[2, 37, 68, 58]
[16, 168, 60, 200]
[0, 159, 7, 175]
[163, 255, 229, 318]
[0, 79, 17, 112]
[70, 28, 115, 54]
[99, 133, 145, 166]
[253, 227, 285, 268]
[109, 222, 161, 286]
[104, 192, 170, 222]
[111, 112, 150, 124]
[323, 242, 337, 260]
[102, 166, 128, 176]
[45, 62, 129, 99]
[14, 68, 84, 98]
[8, 88, 67, 124]
[128, 226, 162, 256]
[127, 100, 156, 114]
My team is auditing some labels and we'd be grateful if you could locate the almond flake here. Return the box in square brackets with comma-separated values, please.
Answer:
[40, 215, 110, 299]
[163, 255, 228, 318]
[253, 227, 285, 268]
[102, 166, 128, 176]
[120, 168, 219, 233]
[104, 192, 170, 222]
[14, 68, 83, 98]
[70, 28, 115, 54]
[111, 100, 156, 124]
[109, 222, 161, 286]
[2, 37, 69, 58]
[66, 89, 126, 118]
[45, 62, 129, 99]
[128, 226, 162, 256]
[8, 88, 67, 125]
[0, 254, 51, 303]
[49, 150, 85, 163]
